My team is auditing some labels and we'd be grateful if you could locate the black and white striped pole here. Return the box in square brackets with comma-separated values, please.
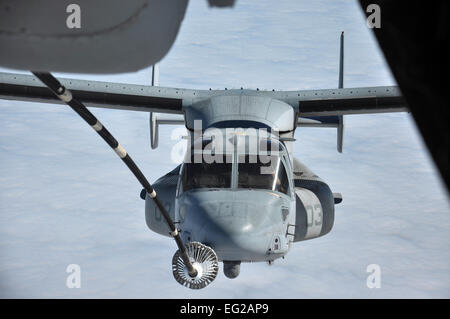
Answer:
[32, 71, 198, 279]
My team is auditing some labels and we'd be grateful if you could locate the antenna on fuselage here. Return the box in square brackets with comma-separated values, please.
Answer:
[337, 32, 345, 153]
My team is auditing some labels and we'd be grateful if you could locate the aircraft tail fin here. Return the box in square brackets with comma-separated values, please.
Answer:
[149, 64, 178, 150]
[337, 32, 345, 153]
[151, 64, 159, 87]
[339, 32, 344, 89]
[297, 33, 345, 153]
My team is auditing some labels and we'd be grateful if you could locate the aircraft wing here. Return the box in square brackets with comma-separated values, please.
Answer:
[0, 71, 409, 154]
[0, 72, 408, 117]
[271, 85, 408, 153]
[270, 85, 408, 116]
[0, 72, 193, 114]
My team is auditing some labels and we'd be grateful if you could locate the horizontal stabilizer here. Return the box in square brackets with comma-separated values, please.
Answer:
[297, 116, 344, 153]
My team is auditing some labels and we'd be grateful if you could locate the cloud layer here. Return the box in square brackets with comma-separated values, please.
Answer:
[0, 0, 448, 298]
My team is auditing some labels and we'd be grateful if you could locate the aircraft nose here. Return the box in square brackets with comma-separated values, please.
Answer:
[187, 202, 272, 261]
[179, 191, 287, 262]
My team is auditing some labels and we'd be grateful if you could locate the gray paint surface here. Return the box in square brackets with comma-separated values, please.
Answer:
[0, 0, 188, 73]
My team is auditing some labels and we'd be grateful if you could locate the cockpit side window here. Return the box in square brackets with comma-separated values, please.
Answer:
[182, 154, 232, 191]
[275, 159, 290, 195]
[237, 155, 290, 196]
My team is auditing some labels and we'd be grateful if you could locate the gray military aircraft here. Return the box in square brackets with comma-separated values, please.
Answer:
[0, 35, 407, 289]
[0, 1, 407, 289]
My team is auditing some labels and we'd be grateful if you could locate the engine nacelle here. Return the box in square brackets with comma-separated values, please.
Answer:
[144, 165, 180, 237]
[292, 159, 335, 242]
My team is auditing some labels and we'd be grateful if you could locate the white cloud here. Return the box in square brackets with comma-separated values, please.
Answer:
[0, 0, 448, 298]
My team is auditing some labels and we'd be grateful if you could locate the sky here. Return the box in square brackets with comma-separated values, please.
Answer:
[0, 0, 449, 298]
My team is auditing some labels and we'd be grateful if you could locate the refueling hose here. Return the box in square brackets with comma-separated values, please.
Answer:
[32, 71, 198, 278]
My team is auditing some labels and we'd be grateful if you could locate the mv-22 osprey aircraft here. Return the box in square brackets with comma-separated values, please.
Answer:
[0, 29, 407, 288]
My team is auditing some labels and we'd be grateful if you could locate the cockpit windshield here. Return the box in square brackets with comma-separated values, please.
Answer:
[238, 155, 289, 195]
[182, 154, 232, 191]
[180, 136, 290, 195]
